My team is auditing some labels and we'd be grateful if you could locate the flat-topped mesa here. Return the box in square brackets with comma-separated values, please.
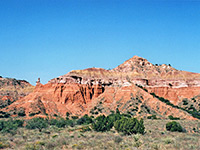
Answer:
[48, 56, 200, 88]
[49, 67, 114, 86]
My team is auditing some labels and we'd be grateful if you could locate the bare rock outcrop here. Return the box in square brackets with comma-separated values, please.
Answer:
[0, 77, 34, 108]
[2, 56, 200, 119]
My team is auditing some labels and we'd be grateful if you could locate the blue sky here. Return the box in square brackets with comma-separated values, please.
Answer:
[0, 0, 200, 85]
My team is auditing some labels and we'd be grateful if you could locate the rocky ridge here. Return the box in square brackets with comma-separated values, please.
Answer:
[2, 56, 200, 119]
[0, 77, 34, 109]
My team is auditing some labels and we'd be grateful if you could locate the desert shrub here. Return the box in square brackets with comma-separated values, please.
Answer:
[150, 93, 174, 106]
[18, 112, 26, 117]
[0, 119, 24, 133]
[114, 117, 145, 135]
[189, 111, 200, 119]
[29, 111, 41, 117]
[26, 117, 48, 132]
[93, 108, 123, 132]
[188, 105, 196, 111]
[71, 116, 79, 120]
[136, 84, 148, 92]
[94, 111, 99, 115]
[29, 113, 36, 117]
[106, 111, 122, 129]
[168, 115, 180, 120]
[17, 109, 26, 117]
[182, 99, 188, 105]
[66, 112, 70, 117]
[114, 136, 123, 143]
[65, 112, 70, 120]
[166, 121, 183, 132]
[49, 118, 68, 128]
[192, 98, 196, 102]
[0, 142, 9, 149]
[66, 119, 75, 127]
[77, 114, 93, 125]
[12, 119, 24, 127]
[0, 99, 12, 109]
[54, 119, 66, 128]
[49, 117, 75, 128]
[0, 111, 10, 118]
[92, 115, 112, 132]
[150, 93, 200, 120]
[25, 143, 41, 150]
[53, 114, 58, 117]
[92, 109, 134, 132]
[121, 113, 132, 118]
[147, 115, 157, 120]
[163, 137, 174, 144]
[80, 126, 91, 132]
[49, 119, 58, 125]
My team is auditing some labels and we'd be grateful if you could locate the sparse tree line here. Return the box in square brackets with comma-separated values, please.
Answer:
[0, 108, 184, 136]
[136, 84, 200, 120]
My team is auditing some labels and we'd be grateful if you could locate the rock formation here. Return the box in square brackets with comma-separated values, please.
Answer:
[0, 77, 34, 109]
[2, 56, 200, 119]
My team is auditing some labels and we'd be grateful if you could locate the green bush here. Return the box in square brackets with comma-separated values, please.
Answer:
[114, 117, 145, 135]
[136, 84, 148, 92]
[92, 115, 112, 132]
[66, 112, 70, 117]
[49, 118, 58, 125]
[0, 119, 24, 134]
[49, 118, 75, 128]
[71, 116, 79, 120]
[17, 109, 26, 117]
[49, 118, 67, 128]
[29, 113, 36, 117]
[29, 111, 41, 117]
[26, 117, 48, 132]
[55, 119, 67, 128]
[53, 114, 58, 117]
[66, 119, 75, 127]
[0, 111, 10, 118]
[166, 121, 183, 132]
[92, 109, 135, 132]
[168, 115, 180, 120]
[12, 119, 24, 127]
[77, 114, 93, 125]
[182, 99, 188, 105]
[150, 93, 200, 120]
[106, 112, 122, 129]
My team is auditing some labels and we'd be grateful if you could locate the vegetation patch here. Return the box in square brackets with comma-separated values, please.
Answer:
[114, 117, 145, 135]
[135, 84, 148, 92]
[0, 119, 24, 134]
[26, 117, 48, 132]
[147, 115, 158, 120]
[166, 121, 183, 132]
[0, 111, 10, 118]
[150, 92, 200, 119]
[168, 115, 180, 120]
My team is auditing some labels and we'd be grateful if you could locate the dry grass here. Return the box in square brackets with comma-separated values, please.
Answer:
[0, 119, 199, 150]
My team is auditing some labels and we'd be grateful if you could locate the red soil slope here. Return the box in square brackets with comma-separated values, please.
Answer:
[2, 56, 200, 119]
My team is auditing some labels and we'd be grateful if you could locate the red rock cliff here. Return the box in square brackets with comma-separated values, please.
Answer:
[2, 56, 200, 119]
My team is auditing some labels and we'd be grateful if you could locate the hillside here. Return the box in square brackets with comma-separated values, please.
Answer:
[0, 76, 34, 110]
[1, 56, 200, 119]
